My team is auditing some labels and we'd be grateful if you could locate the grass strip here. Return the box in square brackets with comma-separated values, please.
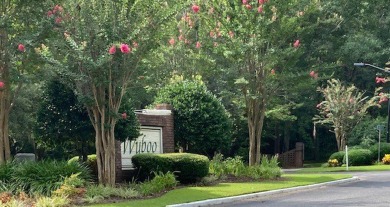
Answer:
[298, 164, 390, 173]
[89, 174, 351, 207]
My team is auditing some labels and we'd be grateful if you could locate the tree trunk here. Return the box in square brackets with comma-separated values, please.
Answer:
[0, 23, 12, 164]
[92, 107, 117, 186]
[335, 127, 342, 151]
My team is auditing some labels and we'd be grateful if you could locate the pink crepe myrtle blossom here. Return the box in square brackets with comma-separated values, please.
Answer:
[18, 44, 25, 52]
[376, 77, 386, 84]
[120, 44, 131, 54]
[47, 10, 54, 17]
[169, 38, 175, 46]
[379, 96, 389, 104]
[0, 81, 4, 88]
[258, 6, 263, 13]
[293, 40, 300, 48]
[192, 5, 200, 13]
[196, 41, 201, 49]
[108, 45, 116, 54]
[242, 0, 248, 4]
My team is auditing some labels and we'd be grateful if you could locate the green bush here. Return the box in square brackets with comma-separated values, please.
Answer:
[0, 162, 12, 182]
[329, 151, 345, 164]
[369, 143, 390, 162]
[344, 149, 373, 166]
[132, 153, 174, 181]
[153, 77, 232, 157]
[137, 172, 178, 196]
[8, 160, 90, 195]
[68, 154, 98, 180]
[132, 153, 209, 183]
[247, 156, 282, 180]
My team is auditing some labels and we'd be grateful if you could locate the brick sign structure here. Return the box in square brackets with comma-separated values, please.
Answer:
[115, 104, 174, 181]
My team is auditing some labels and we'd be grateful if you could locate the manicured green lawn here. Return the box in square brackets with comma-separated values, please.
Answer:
[88, 174, 351, 207]
[297, 164, 390, 173]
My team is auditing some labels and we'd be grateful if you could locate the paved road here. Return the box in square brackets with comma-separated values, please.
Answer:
[211, 171, 390, 207]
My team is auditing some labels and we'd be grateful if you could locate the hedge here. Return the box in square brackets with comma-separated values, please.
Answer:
[132, 153, 209, 183]
[344, 149, 373, 166]
[369, 143, 390, 162]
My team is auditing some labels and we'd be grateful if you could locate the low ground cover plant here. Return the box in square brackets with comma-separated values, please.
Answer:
[209, 154, 282, 180]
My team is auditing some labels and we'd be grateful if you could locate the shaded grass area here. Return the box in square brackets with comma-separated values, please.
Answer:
[89, 174, 351, 207]
[297, 164, 390, 173]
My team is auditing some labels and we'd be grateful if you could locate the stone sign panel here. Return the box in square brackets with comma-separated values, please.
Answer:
[121, 126, 163, 170]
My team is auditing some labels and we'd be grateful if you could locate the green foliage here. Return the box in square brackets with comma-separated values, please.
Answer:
[209, 154, 246, 178]
[209, 154, 281, 180]
[4, 161, 90, 196]
[35, 79, 94, 160]
[85, 185, 139, 201]
[345, 149, 373, 166]
[247, 156, 282, 180]
[68, 154, 98, 180]
[329, 151, 346, 164]
[154, 77, 232, 156]
[0, 163, 12, 182]
[34, 195, 69, 207]
[132, 153, 209, 183]
[137, 172, 178, 196]
[349, 116, 387, 147]
[369, 143, 390, 161]
[115, 96, 141, 142]
[132, 153, 174, 181]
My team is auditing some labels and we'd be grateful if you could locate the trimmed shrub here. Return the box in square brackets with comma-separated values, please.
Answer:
[132, 153, 209, 183]
[369, 143, 390, 162]
[132, 153, 174, 181]
[165, 153, 209, 183]
[329, 151, 345, 164]
[345, 149, 373, 166]
[68, 154, 98, 180]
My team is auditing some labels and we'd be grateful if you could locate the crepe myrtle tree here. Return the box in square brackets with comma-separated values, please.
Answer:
[0, 0, 50, 164]
[175, 0, 320, 165]
[38, 0, 181, 186]
[314, 79, 380, 151]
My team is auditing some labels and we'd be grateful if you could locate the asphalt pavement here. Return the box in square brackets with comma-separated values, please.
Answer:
[167, 171, 390, 207]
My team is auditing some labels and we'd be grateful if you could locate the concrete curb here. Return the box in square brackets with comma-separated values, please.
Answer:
[166, 176, 359, 207]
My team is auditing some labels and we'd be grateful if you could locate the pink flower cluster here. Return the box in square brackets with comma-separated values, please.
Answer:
[47, 5, 64, 25]
[0, 81, 4, 89]
[109, 43, 134, 55]
[310, 70, 318, 79]
[18, 44, 25, 52]
[379, 93, 389, 104]
[242, 0, 268, 13]
[192, 5, 200, 13]
[376, 77, 387, 84]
